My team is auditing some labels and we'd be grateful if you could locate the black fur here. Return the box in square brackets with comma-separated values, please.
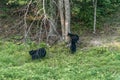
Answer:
[29, 48, 46, 60]
[70, 42, 76, 53]
[68, 33, 79, 53]
[68, 33, 79, 43]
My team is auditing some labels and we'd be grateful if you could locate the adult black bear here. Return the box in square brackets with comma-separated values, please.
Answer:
[68, 33, 79, 53]
[29, 48, 46, 60]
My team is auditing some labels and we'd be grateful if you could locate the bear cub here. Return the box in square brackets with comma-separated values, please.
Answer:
[68, 33, 79, 53]
[29, 48, 46, 60]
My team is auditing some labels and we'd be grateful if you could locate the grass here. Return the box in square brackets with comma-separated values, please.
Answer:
[0, 41, 120, 80]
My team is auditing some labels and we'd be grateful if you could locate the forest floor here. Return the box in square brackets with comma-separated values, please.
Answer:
[81, 8, 120, 48]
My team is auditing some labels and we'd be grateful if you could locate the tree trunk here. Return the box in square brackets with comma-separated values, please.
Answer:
[64, 0, 71, 42]
[58, 0, 65, 40]
[58, 0, 71, 42]
[93, 0, 97, 34]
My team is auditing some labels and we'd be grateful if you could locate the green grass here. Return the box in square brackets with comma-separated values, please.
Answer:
[0, 41, 120, 80]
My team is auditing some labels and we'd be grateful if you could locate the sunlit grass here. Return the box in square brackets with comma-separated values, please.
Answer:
[0, 41, 120, 80]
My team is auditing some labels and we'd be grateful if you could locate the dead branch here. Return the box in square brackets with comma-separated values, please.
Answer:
[23, 0, 32, 43]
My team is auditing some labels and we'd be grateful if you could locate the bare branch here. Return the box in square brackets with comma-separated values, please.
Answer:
[23, 0, 32, 43]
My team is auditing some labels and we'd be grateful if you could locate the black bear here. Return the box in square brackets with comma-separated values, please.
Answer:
[29, 48, 46, 60]
[70, 41, 76, 53]
[68, 33, 79, 53]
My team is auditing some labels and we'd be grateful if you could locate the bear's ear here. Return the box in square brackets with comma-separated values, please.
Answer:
[68, 33, 71, 36]
[68, 33, 75, 37]
[29, 50, 34, 55]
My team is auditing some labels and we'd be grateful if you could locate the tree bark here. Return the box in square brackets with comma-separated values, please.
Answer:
[93, 0, 97, 34]
[58, 0, 65, 40]
[64, 0, 71, 42]
[58, 0, 71, 42]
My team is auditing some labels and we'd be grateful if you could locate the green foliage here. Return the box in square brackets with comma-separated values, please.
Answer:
[71, 0, 120, 29]
[72, 0, 94, 26]
[1, 0, 120, 30]
[0, 41, 120, 80]
[97, 0, 117, 16]
[0, 14, 8, 19]
[7, 0, 29, 7]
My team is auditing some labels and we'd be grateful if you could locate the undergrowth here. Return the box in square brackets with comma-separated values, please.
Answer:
[0, 41, 120, 80]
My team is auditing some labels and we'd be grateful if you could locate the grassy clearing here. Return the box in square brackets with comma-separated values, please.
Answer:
[0, 41, 120, 80]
